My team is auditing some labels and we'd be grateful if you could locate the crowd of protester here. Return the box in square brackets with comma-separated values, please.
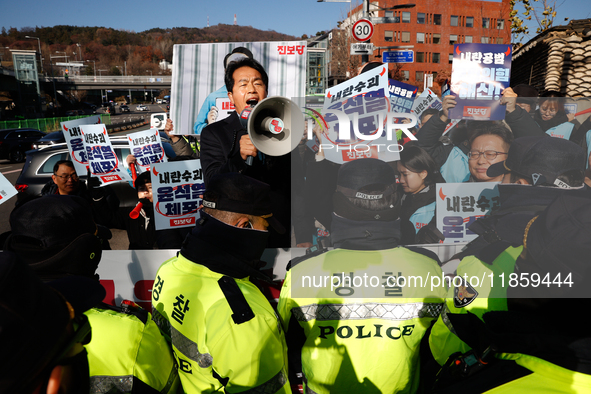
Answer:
[2, 55, 591, 394]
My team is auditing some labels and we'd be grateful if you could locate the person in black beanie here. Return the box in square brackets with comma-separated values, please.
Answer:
[151, 172, 291, 393]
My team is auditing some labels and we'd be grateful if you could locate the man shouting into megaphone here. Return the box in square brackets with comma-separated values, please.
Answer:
[200, 57, 294, 248]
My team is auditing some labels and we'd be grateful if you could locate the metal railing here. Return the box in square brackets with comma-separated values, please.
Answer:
[0, 114, 111, 133]
[41, 75, 172, 83]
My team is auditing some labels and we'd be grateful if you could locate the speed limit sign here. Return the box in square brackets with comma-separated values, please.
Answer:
[352, 18, 374, 42]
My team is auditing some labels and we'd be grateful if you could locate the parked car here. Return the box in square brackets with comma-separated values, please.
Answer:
[31, 131, 65, 150]
[136, 104, 148, 111]
[120, 105, 130, 113]
[16, 133, 175, 207]
[0, 128, 45, 162]
[65, 109, 86, 116]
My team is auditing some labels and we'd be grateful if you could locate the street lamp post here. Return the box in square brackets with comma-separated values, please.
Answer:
[146, 70, 153, 103]
[25, 35, 43, 74]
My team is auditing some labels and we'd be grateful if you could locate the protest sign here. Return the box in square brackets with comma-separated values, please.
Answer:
[411, 88, 442, 121]
[126, 128, 167, 174]
[170, 41, 306, 136]
[436, 182, 500, 243]
[215, 97, 235, 122]
[61, 115, 102, 175]
[0, 173, 17, 206]
[322, 64, 408, 164]
[388, 79, 417, 113]
[152, 160, 205, 230]
[80, 124, 133, 186]
[449, 43, 512, 121]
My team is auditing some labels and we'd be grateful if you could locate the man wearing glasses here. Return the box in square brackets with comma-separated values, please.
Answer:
[422, 136, 591, 387]
[40, 160, 119, 233]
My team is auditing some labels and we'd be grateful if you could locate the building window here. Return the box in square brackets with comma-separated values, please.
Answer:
[416, 71, 424, 82]
[417, 32, 425, 43]
[450, 34, 458, 45]
[465, 35, 473, 43]
[417, 12, 426, 24]
[434, 14, 442, 25]
[385, 11, 393, 17]
[481, 36, 489, 43]
[483, 18, 490, 28]
[496, 37, 504, 44]
[401, 31, 410, 43]
[451, 15, 459, 26]
[466, 16, 474, 28]
[385, 31, 393, 42]
[449, 54, 454, 64]
[433, 33, 441, 44]
[433, 53, 440, 63]
[402, 12, 411, 23]
[402, 70, 410, 81]
[417, 52, 425, 63]
[497, 19, 505, 29]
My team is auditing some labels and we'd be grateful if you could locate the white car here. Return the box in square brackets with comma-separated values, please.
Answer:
[136, 104, 148, 111]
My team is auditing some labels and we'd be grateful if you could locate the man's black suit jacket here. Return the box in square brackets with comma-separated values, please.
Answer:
[200, 111, 291, 247]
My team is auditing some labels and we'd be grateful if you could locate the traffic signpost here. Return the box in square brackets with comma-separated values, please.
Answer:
[350, 43, 374, 55]
[382, 50, 415, 63]
[352, 18, 374, 42]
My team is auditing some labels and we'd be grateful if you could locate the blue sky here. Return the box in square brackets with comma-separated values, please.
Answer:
[1, 0, 589, 40]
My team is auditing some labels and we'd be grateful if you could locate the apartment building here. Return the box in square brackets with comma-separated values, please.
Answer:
[343, 0, 512, 91]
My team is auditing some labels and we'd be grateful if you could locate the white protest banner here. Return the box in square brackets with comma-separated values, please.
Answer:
[436, 182, 500, 243]
[215, 97, 235, 122]
[170, 41, 307, 136]
[411, 88, 442, 121]
[126, 128, 167, 174]
[152, 160, 205, 230]
[80, 124, 133, 186]
[61, 115, 102, 175]
[0, 172, 17, 206]
[322, 64, 406, 164]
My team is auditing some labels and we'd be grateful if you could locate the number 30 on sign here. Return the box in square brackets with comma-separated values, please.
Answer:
[352, 18, 374, 42]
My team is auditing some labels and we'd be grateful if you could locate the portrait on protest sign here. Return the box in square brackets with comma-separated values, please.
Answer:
[61, 115, 102, 175]
[152, 160, 206, 231]
[449, 43, 512, 121]
[169, 41, 307, 136]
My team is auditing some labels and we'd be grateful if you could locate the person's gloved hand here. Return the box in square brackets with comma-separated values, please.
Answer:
[207, 106, 219, 124]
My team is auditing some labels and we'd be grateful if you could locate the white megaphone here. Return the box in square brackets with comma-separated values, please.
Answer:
[239, 97, 304, 165]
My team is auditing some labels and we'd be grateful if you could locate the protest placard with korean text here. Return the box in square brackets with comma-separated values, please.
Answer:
[61, 115, 102, 175]
[322, 65, 405, 164]
[388, 79, 418, 114]
[411, 88, 442, 122]
[449, 43, 512, 120]
[80, 124, 133, 186]
[152, 160, 205, 230]
[127, 128, 167, 174]
[436, 182, 500, 243]
[0, 172, 17, 207]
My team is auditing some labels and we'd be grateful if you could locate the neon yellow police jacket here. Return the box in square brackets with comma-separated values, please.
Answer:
[151, 254, 290, 394]
[278, 247, 446, 394]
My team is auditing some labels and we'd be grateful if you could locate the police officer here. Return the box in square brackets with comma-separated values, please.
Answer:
[278, 158, 446, 394]
[4, 195, 179, 394]
[423, 136, 591, 387]
[151, 173, 290, 393]
[429, 193, 591, 393]
[0, 252, 105, 394]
